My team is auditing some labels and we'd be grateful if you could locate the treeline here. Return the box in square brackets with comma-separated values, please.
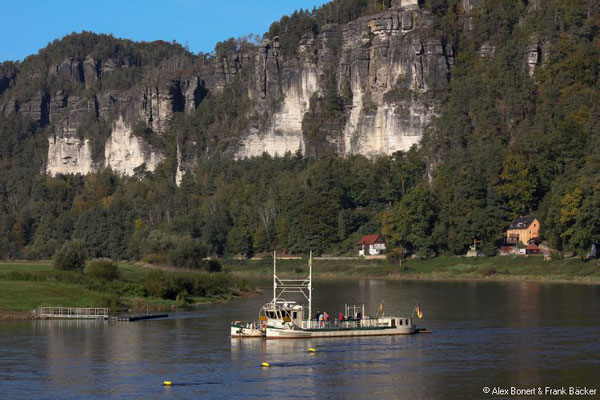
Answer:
[0, 150, 425, 260]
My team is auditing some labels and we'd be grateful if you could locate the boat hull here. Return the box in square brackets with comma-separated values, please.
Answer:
[266, 325, 416, 339]
[230, 324, 264, 338]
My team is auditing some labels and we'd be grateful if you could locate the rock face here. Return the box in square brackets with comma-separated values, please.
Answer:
[19, 92, 49, 123]
[236, 3, 451, 158]
[338, 11, 448, 157]
[46, 95, 97, 176]
[47, 135, 94, 176]
[83, 56, 99, 89]
[104, 116, 165, 175]
[40, 74, 202, 177]
[525, 34, 548, 77]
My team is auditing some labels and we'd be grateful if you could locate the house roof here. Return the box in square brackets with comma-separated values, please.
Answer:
[508, 217, 536, 230]
[358, 234, 384, 245]
[526, 243, 540, 250]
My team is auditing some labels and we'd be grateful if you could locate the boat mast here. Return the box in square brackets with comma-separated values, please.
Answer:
[273, 250, 277, 304]
[308, 250, 312, 321]
[270, 250, 311, 315]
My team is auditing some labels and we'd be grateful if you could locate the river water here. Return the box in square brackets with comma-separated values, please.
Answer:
[1, 279, 599, 399]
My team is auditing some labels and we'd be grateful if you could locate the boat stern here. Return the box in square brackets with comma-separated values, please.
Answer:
[231, 322, 264, 338]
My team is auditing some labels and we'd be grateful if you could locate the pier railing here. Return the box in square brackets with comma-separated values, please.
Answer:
[35, 307, 109, 319]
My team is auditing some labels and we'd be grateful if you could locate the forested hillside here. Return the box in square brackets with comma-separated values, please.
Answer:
[0, 0, 598, 261]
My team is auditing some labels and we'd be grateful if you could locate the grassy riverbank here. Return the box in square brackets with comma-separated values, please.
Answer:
[0, 261, 254, 319]
[226, 256, 600, 283]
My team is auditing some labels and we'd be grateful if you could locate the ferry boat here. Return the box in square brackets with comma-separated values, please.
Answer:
[230, 252, 424, 339]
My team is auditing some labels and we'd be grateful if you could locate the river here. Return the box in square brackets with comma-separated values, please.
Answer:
[1, 279, 599, 399]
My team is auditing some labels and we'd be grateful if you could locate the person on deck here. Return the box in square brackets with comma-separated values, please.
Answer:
[338, 312, 343, 321]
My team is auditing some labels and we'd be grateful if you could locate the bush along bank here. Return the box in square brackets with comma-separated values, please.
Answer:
[0, 261, 255, 316]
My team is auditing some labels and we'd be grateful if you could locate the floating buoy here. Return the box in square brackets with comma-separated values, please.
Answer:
[163, 381, 173, 386]
[308, 348, 317, 353]
[261, 362, 270, 367]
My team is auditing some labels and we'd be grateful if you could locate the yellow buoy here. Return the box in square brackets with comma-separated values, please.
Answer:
[308, 348, 317, 353]
[261, 362, 270, 367]
[163, 381, 173, 386]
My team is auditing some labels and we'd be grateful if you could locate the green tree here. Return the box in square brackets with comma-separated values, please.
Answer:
[558, 187, 583, 249]
[382, 187, 436, 257]
[496, 152, 538, 218]
[53, 240, 87, 272]
[168, 237, 207, 269]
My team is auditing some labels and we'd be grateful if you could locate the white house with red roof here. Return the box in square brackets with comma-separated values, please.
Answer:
[357, 234, 386, 256]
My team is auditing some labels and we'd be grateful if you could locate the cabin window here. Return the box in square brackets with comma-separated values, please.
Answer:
[292, 312, 297, 319]
[399, 319, 403, 326]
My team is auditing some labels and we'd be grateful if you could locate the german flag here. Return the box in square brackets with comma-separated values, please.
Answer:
[415, 303, 423, 319]
[377, 301, 384, 317]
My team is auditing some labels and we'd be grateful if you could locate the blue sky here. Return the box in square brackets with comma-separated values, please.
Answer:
[0, 0, 330, 62]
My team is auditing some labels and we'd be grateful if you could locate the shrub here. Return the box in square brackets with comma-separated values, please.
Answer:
[203, 259, 223, 273]
[143, 270, 236, 300]
[549, 250, 563, 261]
[53, 240, 87, 272]
[144, 278, 166, 299]
[85, 260, 120, 281]
[94, 294, 123, 311]
[168, 237, 207, 269]
[176, 290, 192, 305]
[386, 247, 406, 265]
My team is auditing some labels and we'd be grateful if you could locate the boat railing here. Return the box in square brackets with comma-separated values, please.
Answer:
[299, 318, 391, 330]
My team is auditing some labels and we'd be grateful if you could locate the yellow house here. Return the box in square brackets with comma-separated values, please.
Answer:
[506, 217, 540, 245]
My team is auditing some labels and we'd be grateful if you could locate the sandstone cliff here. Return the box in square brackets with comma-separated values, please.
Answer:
[237, 0, 449, 158]
[0, 0, 544, 183]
